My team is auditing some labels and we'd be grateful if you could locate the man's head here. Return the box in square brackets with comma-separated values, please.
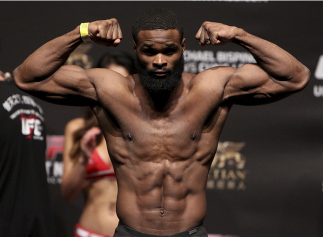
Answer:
[132, 8, 185, 95]
[132, 8, 184, 43]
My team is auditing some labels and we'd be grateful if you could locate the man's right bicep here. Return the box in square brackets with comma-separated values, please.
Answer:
[53, 65, 98, 102]
[19, 65, 97, 106]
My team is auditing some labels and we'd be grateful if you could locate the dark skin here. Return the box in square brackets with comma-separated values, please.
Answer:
[13, 18, 310, 235]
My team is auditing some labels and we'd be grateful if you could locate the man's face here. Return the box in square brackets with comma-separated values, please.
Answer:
[134, 29, 185, 94]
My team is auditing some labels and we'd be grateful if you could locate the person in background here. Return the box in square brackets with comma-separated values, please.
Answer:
[96, 51, 136, 77]
[61, 51, 135, 237]
[0, 70, 56, 237]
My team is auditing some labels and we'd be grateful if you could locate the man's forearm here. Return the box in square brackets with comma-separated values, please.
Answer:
[14, 26, 82, 84]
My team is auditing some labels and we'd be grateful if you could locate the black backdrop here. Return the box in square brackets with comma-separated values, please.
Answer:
[1, 1, 323, 237]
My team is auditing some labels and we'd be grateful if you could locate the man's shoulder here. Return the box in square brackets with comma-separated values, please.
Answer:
[91, 69, 135, 90]
[199, 66, 234, 75]
[182, 72, 196, 85]
[187, 66, 234, 83]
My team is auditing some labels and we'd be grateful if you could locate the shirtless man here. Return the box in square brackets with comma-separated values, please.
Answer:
[13, 8, 310, 237]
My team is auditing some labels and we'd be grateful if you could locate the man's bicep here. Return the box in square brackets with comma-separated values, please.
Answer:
[223, 63, 289, 105]
[32, 65, 97, 105]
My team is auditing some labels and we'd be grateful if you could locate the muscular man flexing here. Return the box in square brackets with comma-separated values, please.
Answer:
[13, 8, 310, 237]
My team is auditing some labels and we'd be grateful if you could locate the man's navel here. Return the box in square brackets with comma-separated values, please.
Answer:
[128, 133, 133, 141]
[191, 133, 196, 141]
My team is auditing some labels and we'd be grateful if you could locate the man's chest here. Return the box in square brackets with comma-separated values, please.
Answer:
[114, 107, 224, 159]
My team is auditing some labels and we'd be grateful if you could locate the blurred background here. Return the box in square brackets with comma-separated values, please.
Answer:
[0, 1, 322, 237]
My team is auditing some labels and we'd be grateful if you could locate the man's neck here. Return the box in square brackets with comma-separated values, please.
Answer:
[135, 76, 185, 112]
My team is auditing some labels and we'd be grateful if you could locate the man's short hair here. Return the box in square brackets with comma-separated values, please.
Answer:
[132, 8, 184, 43]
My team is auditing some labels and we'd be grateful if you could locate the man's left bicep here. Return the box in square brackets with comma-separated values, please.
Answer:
[223, 63, 292, 105]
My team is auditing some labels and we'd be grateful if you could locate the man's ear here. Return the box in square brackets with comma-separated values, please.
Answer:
[181, 38, 186, 52]
[133, 40, 137, 54]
